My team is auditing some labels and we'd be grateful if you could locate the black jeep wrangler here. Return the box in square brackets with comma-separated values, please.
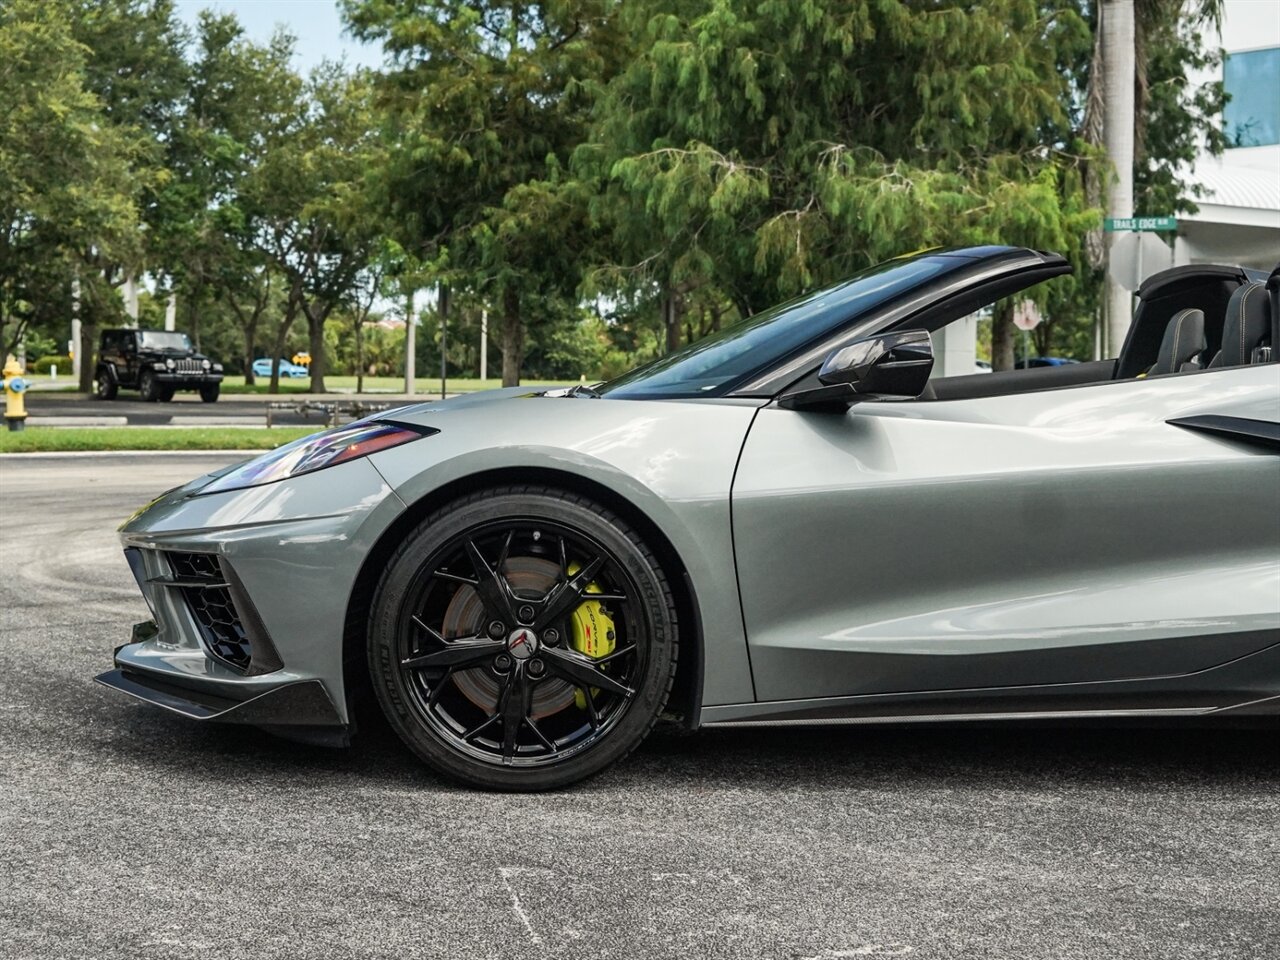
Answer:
[95, 328, 224, 403]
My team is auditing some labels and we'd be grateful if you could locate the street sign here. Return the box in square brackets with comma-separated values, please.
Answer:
[1012, 300, 1042, 331]
[1104, 216, 1177, 232]
[1110, 232, 1174, 291]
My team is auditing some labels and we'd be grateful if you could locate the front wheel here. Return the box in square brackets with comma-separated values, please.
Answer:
[138, 371, 158, 402]
[367, 487, 678, 791]
[199, 384, 220, 403]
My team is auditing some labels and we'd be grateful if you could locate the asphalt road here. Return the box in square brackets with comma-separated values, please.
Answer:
[1, 454, 1277, 960]
[24, 392, 420, 427]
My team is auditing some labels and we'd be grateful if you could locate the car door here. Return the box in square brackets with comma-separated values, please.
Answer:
[731, 364, 1280, 703]
[122, 331, 139, 385]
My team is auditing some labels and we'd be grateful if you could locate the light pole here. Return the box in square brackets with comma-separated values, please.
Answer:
[404, 289, 416, 397]
[1102, 0, 1136, 357]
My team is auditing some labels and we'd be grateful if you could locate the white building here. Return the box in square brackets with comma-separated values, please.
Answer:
[1177, 0, 1280, 271]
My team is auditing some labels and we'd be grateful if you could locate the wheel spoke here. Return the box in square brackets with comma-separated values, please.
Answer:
[462, 711, 501, 742]
[534, 555, 605, 630]
[595, 643, 636, 665]
[428, 668, 453, 708]
[542, 646, 634, 698]
[498, 664, 530, 763]
[579, 687, 600, 729]
[401, 636, 499, 670]
[527, 716, 557, 754]
[432, 569, 478, 586]
[465, 539, 518, 622]
[411, 614, 445, 644]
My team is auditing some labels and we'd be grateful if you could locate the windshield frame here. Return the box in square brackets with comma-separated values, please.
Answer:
[138, 330, 193, 352]
[595, 252, 978, 401]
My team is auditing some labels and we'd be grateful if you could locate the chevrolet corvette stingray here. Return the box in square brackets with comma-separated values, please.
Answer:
[97, 246, 1280, 790]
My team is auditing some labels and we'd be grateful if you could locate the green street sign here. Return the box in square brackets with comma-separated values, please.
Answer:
[1104, 216, 1177, 232]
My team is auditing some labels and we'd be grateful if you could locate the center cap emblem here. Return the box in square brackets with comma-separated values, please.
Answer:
[506, 628, 539, 660]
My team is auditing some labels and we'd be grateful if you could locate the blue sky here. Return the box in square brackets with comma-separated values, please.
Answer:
[174, 0, 383, 73]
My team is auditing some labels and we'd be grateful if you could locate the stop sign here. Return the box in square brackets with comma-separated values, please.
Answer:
[1012, 300, 1042, 331]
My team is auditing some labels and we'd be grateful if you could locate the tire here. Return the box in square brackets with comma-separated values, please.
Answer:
[138, 371, 158, 402]
[94, 370, 117, 401]
[158, 385, 175, 402]
[367, 486, 678, 791]
[199, 384, 220, 403]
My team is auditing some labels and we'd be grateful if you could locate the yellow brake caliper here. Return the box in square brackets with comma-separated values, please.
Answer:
[566, 562, 616, 710]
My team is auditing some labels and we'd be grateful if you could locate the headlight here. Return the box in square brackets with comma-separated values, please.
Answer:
[201, 358, 211, 370]
[165, 358, 176, 370]
[152, 361, 167, 371]
[201, 421, 436, 494]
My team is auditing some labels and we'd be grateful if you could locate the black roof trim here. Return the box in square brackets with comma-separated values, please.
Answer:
[1137, 264, 1250, 300]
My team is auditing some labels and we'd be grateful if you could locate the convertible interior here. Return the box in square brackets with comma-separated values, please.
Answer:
[917, 261, 1277, 403]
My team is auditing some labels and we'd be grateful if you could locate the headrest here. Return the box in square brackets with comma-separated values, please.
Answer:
[1216, 281, 1270, 367]
[1150, 308, 1206, 376]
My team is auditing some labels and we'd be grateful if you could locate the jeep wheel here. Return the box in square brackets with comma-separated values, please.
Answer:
[94, 371, 117, 401]
[138, 371, 159, 402]
[158, 385, 176, 402]
[199, 384, 220, 403]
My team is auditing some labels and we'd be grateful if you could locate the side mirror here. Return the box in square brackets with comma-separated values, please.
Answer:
[778, 329, 934, 412]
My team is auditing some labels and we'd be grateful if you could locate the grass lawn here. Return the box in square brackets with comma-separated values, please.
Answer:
[219, 375, 582, 395]
[0, 426, 316, 454]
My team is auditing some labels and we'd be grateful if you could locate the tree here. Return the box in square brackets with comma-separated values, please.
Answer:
[579, 1, 1098, 369]
[64, 0, 188, 387]
[343, 0, 622, 386]
[228, 62, 379, 393]
[0, 0, 142, 357]
[163, 12, 300, 381]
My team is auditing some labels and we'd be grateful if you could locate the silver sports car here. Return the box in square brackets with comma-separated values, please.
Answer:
[98, 246, 1280, 790]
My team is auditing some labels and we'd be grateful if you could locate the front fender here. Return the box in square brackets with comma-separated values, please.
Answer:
[367, 397, 761, 706]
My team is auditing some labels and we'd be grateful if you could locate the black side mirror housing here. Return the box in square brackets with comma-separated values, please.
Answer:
[778, 329, 934, 412]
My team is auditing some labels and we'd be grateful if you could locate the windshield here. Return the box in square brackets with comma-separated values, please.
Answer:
[138, 331, 192, 351]
[598, 254, 957, 399]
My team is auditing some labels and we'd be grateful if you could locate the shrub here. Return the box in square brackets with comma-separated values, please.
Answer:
[30, 355, 73, 375]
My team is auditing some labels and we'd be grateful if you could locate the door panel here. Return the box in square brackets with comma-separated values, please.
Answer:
[732, 365, 1280, 702]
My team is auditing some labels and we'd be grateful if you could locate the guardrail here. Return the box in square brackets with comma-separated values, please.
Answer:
[265, 400, 399, 429]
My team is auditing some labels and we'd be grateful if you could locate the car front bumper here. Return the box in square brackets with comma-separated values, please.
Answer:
[96, 456, 406, 741]
[151, 371, 223, 384]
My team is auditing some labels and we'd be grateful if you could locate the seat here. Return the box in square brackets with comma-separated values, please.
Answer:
[1207, 281, 1270, 368]
[1145, 308, 1207, 376]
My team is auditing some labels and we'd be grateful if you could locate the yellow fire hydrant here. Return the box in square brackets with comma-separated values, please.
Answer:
[3, 354, 30, 432]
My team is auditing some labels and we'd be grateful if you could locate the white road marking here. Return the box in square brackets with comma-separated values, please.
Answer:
[498, 866, 544, 950]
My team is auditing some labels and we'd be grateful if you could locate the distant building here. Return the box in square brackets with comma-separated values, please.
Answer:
[1178, 0, 1280, 270]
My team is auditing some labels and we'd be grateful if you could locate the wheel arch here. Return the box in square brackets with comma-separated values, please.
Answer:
[342, 466, 705, 731]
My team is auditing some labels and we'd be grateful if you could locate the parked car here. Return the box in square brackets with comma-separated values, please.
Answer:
[252, 357, 309, 379]
[1016, 356, 1080, 368]
[94, 329, 223, 402]
[98, 248, 1280, 790]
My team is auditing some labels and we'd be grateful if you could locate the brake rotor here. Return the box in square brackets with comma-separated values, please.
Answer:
[443, 556, 577, 719]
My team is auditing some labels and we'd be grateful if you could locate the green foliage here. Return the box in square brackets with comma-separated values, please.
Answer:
[0, 426, 315, 454]
[0, 0, 142, 354]
[4, 0, 1236, 387]
[30, 355, 74, 375]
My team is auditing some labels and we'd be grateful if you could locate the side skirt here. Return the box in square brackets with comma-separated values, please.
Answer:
[700, 641, 1280, 725]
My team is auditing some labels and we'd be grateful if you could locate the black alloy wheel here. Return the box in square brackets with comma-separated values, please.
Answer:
[138, 370, 158, 402]
[368, 486, 678, 790]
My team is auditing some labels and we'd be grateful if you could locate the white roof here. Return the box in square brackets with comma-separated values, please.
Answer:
[1189, 164, 1280, 213]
